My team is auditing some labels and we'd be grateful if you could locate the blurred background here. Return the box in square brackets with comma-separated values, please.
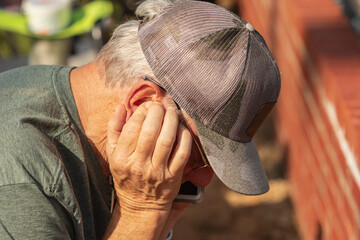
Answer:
[1, 0, 359, 239]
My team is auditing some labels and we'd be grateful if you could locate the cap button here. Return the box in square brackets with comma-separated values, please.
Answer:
[245, 23, 255, 32]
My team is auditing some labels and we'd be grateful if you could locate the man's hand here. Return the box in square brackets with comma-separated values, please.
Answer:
[104, 102, 192, 239]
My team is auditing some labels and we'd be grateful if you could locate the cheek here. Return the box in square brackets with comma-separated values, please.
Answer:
[182, 167, 214, 188]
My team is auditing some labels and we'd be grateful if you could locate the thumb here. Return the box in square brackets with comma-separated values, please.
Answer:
[106, 104, 127, 159]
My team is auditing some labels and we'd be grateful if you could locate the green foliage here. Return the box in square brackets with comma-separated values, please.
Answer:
[0, 31, 32, 59]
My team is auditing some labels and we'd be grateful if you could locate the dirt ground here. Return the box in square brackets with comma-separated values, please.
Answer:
[172, 115, 302, 240]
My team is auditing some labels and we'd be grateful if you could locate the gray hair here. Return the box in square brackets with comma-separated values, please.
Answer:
[98, 0, 175, 87]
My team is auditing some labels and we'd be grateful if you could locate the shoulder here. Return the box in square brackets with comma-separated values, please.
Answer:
[0, 65, 79, 192]
[0, 65, 59, 82]
[0, 183, 74, 240]
[0, 65, 73, 89]
[0, 124, 86, 238]
[0, 125, 63, 193]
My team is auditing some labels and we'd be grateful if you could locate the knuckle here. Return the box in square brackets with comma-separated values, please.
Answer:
[127, 161, 144, 176]
[158, 136, 175, 150]
[122, 121, 140, 135]
[136, 138, 153, 153]
[133, 106, 148, 117]
[177, 149, 191, 161]
[141, 125, 157, 139]
[109, 152, 126, 167]
[130, 167, 144, 177]
[141, 169, 164, 188]
[125, 112, 146, 129]
[147, 170, 164, 183]
[110, 160, 125, 174]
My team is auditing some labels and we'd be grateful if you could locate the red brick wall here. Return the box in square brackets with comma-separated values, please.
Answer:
[237, 0, 360, 239]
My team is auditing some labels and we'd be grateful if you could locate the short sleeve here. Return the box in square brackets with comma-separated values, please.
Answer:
[0, 183, 74, 240]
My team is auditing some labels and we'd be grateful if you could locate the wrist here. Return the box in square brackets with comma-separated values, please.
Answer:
[120, 204, 170, 221]
[104, 202, 171, 240]
[117, 192, 173, 213]
[120, 205, 170, 239]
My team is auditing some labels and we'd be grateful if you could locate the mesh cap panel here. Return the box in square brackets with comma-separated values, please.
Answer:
[139, 1, 248, 123]
[138, 0, 281, 195]
[211, 31, 281, 142]
[138, 1, 280, 143]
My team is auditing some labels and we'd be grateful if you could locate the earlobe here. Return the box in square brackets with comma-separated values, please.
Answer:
[124, 80, 165, 120]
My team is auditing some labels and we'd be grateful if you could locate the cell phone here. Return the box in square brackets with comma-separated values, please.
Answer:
[175, 181, 204, 203]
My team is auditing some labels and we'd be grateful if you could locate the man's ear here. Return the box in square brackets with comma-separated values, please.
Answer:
[124, 80, 166, 120]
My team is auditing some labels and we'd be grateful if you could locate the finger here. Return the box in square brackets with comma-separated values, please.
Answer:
[151, 106, 179, 168]
[116, 105, 148, 157]
[133, 102, 165, 162]
[168, 124, 192, 175]
[106, 104, 127, 157]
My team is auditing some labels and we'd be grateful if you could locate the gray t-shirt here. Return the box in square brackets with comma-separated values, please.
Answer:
[0, 65, 112, 239]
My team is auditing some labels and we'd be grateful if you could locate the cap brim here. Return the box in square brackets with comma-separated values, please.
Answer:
[193, 119, 269, 195]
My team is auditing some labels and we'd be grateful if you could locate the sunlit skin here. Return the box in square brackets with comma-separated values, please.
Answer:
[70, 64, 214, 191]
[148, 76, 215, 188]
[70, 63, 215, 239]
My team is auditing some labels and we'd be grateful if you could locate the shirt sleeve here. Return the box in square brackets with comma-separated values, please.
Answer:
[0, 183, 74, 240]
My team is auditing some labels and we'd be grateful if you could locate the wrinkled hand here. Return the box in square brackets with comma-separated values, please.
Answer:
[106, 102, 192, 213]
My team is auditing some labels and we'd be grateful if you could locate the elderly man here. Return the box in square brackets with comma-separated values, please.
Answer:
[0, 0, 280, 239]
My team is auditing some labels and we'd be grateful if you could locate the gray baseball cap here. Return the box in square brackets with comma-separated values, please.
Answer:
[138, 0, 281, 195]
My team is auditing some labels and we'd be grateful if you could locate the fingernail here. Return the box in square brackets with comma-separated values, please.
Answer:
[145, 101, 152, 109]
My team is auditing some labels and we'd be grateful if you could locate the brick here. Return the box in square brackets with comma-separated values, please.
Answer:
[238, 0, 360, 238]
[351, 179, 360, 210]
